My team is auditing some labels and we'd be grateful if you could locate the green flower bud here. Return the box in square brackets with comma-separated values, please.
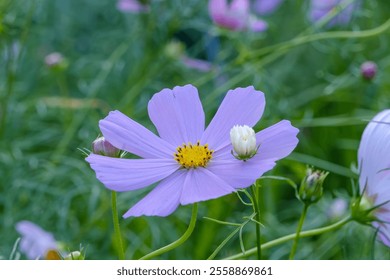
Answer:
[92, 137, 121, 157]
[64, 251, 84, 260]
[298, 168, 328, 205]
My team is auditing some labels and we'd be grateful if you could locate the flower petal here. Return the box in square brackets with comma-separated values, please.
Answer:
[123, 170, 187, 217]
[255, 120, 299, 161]
[202, 86, 265, 151]
[99, 110, 175, 159]
[207, 159, 276, 189]
[180, 168, 236, 205]
[248, 17, 268, 32]
[358, 110, 390, 194]
[86, 154, 179, 192]
[148, 85, 205, 146]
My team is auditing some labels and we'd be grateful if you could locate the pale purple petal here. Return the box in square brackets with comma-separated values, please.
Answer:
[358, 110, 390, 195]
[182, 56, 213, 72]
[309, 0, 358, 27]
[148, 85, 205, 146]
[253, 0, 283, 15]
[117, 0, 149, 13]
[123, 170, 187, 217]
[180, 168, 236, 205]
[255, 120, 299, 161]
[86, 154, 179, 192]
[16, 221, 58, 260]
[248, 17, 268, 32]
[231, 0, 249, 13]
[208, 0, 248, 30]
[358, 109, 390, 246]
[100, 110, 175, 159]
[207, 159, 276, 189]
[201, 86, 265, 151]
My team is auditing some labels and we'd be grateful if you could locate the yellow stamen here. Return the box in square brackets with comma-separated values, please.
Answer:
[174, 141, 213, 168]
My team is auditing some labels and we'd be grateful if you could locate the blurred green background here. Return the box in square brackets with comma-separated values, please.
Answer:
[1, 0, 390, 259]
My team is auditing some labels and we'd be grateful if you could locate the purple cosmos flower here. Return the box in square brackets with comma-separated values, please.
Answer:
[116, 0, 149, 13]
[86, 85, 299, 217]
[309, 0, 358, 27]
[253, 0, 283, 16]
[358, 110, 390, 247]
[209, 0, 268, 32]
[15, 221, 59, 259]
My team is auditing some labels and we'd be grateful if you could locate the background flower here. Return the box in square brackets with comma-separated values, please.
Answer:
[15, 221, 59, 260]
[253, 0, 283, 16]
[87, 85, 299, 217]
[358, 110, 390, 247]
[209, 0, 268, 32]
[309, 0, 359, 27]
[117, 0, 149, 13]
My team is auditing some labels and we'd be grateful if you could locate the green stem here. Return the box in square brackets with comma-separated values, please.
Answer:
[289, 204, 309, 260]
[139, 203, 198, 260]
[111, 191, 125, 260]
[251, 185, 262, 260]
[224, 216, 352, 260]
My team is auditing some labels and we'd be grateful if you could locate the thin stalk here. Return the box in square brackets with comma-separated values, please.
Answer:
[251, 185, 262, 260]
[224, 216, 352, 260]
[139, 203, 198, 260]
[289, 204, 309, 260]
[111, 191, 125, 260]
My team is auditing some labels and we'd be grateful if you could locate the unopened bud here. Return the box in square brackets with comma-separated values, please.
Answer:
[360, 61, 377, 80]
[164, 41, 185, 59]
[92, 137, 120, 157]
[298, 168, 328, 205]
[230, 125, 258, 161]
[64, 251, 83, 260]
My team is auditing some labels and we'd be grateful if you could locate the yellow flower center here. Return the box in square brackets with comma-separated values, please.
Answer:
[45, 249, 62, 260]
[174, 141, 213, 169]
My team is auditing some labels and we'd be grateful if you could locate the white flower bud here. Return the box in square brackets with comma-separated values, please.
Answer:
[230, 125, 257, 160]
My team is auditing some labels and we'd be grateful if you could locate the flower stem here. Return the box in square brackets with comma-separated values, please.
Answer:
[289, 204, 309, 260]
[111, 191, 125, 260]
[224, 216, 351, 260]
[139, 203, 198, 260]
[251, 185, 262, 260]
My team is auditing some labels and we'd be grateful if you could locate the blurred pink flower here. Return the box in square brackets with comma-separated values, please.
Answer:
[309, 0, 358, 27]
[358, 110, 390, 247]
[44, 52, 64, 67]
[209, 0, 268, 32]
[117, 0, 149, 13]
[253, 0, 283, 15]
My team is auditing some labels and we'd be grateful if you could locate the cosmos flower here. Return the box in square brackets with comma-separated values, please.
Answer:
[208, 0, 268, 32]
[116, 0, 149, 13]
[358, 110, 390, 247]
[309, 0, 358, 27]
[15, 221, 60, 260]
[86, 85, 299, 217]
[253, 0, 284, 16]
